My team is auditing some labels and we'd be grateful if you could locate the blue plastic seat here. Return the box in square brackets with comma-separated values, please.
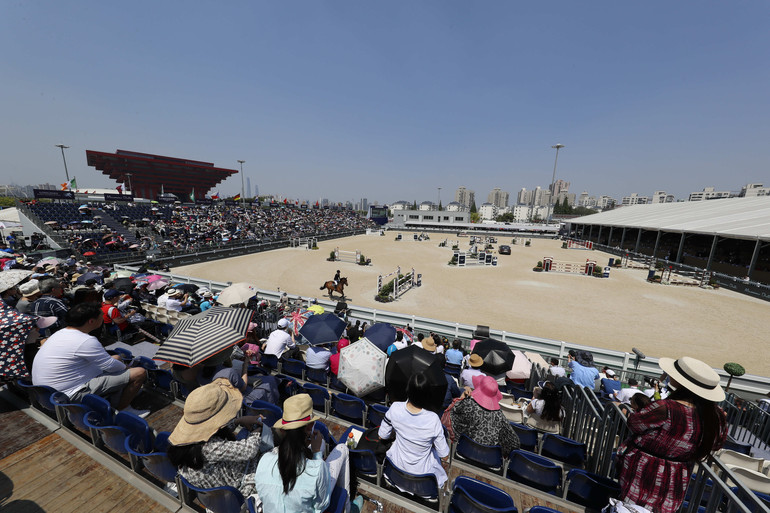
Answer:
[723, 436, 752, 455]
[331, 393, 367, 426]
[339, 425, 380, 484]
[448, 475, 518, 513]
[242, 399, 282, 427]
[274, 374, 299, 400]
[112, 347, 134, 363]
[281, 357, 306, 379]
[301, 382, 330, 416]
[305, 366, 330, 386]
[16, 379, 59, 417]
[563, 468, 621, 509]
[260, 354, 279, 372]
[84, 410, 153, 455]
[131, 356, 157, 370]
[329, 374, 348, 392]
[53, 392, 112, 432]
[730, 487, 770, 513]
[528, 507, 565, 513]
[366, 403, 389, 428]
[454, 434, 504, 473]
[324, 486, 349, 513]
[179, 474, 245, 513]
[506, 450, 562, 495]
[444, 363, 462, 378]
[540, 433, 587, 468]
[382, 456, 440, 510]
[125, 431, 177, 485]
[509, 422, 539, 452]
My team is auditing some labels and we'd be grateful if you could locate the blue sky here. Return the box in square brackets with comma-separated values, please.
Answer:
[1, 1, 768, 205]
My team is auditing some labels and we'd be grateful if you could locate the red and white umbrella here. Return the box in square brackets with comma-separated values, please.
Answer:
[285, 308, 313, 337]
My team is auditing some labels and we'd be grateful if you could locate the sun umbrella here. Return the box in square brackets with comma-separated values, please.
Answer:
[0, 270, 33, 294]
[307, 304, 324, 314]
[80, 220, 93, 224]
[472, 338, 515, 376]
[111, 277, 135, 293]
[102, 234, 115, 240]
[36, 257, 62, 267]
[0, 310, 37, 380]
[76, 272, 102, 285]
[285, 308, 313, 337]
[129, 244, 139, 249]
[395, 327, 414, 344]
[361, 323, 396, 353]
[82, 251, 95, 256]
[175, 283, 199, 294]
[506, 350, 532, 380]
[299, 312, 346, 346]
[385, 345, 447, 414]
[147, 279, 169, 291]
[78, 204, 89, 210]
[217, 282, 258, 306]
[145, 274, 166, 282]
[338, 338, 387, 396]
[153, 306, 254, 367]
[0, 252, 15, 258]
[44, 221, 58, 225]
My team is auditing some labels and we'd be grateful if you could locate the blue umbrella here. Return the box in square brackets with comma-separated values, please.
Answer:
[76, 272, 102, 285]
[299, 313, 346, 346]
[362, 322, 396, 352]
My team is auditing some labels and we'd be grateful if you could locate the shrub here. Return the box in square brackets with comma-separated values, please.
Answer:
[359, 254, 367, 265]
[723, 362, 745, 393]
[329, 250, 336, 261]
[562, 242, 568, 249]
[449, 254, 457, 266]
[525, 240, 531, 246]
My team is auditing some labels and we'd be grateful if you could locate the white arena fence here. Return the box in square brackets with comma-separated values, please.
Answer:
[114, 265, 770, 399]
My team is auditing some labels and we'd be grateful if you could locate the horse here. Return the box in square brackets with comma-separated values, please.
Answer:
[320, 277, 348, 299]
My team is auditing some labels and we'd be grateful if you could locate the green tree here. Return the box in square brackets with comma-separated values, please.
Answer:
[470, 212, 480, 223]
[470, 201, 477, 213]
[412, 200, 418, 210]
[438, 201, 443, 211]
[495, 212, 515, 223]
[0, 197, 17, 208]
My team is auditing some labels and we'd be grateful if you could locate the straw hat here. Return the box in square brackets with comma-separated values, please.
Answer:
[168, 378, 243, 446]
[19, 279, 40, 297]
[274, 394, 319, 431]
[658, 356, 725, 402]
[471, 375, 502, 410]
[469, 354, 484, 368]
[421, 337, 436, 352]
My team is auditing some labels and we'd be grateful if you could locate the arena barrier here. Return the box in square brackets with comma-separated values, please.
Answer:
[567, 239, 593, 250]
[366, 228, 384, 236]
[377, 266, 420, 300]
[290, 237, 317, 249]
[453, 249, 498, 267]
[543, 256, 596, 275]
[334, 247, 361, 264]
[620, 253, 653, 269]
[660, 266, 712, 287]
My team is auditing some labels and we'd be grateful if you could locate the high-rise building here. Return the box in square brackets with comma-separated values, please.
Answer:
[254, 184, 259, 197]
[651, 191, 675, 203]
[517, 188, 532, 206]
[246, 178, 251, 198]
[740, 183, 769, 197]
[621, 193, 650, 206]
[688, 187, 731, 201]
[551, 179, 570, 196]
[454, 187, 475, 209]
[487, 187, 509, 208]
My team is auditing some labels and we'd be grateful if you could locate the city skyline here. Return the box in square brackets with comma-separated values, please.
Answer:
[1, 2, 768, 203]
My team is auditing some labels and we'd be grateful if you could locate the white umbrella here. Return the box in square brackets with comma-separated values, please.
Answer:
[506, 350, 532, 380]
[216, 282, 258, 306]
[338, 338, 387, 397]
[147, 279, 169, 291]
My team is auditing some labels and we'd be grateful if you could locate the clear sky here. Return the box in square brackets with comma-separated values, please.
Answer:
[1, 1, 768, 205]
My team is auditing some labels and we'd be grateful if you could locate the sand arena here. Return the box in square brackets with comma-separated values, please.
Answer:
[176, 234, 769, 376]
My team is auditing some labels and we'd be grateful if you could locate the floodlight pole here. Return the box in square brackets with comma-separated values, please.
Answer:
[237, 160, 246, 207]
[547, 143, 564, 224]
[55, 144, 71, 183]
[438, 187, 442, 210]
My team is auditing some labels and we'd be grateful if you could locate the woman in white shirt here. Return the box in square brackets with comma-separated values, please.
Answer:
[525, 381, 564, 434]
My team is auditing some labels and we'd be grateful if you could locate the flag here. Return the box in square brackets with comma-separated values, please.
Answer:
[190, 188, 195, 202]
[60, 183, 68, 191]
[116, 184, 123, 194]
[70, 177, 77, 190]
[284, 198, 288, 204]
[233, 194, 241, 201]
[211, 191, 219, 200]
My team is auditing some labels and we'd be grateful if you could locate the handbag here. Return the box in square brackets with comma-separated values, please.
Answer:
[354, 426, 393, 462]
[440, 396, 464, 443]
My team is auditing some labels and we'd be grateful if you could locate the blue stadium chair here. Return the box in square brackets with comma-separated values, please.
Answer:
[444, 363, 462, 378]
[148, 368, 175, 394]
[179, 474, 246, 513]
[331, 393, 367, 426]
[340, 425, 380, 484]
[275, 374, 299, 401]
[563, 468, 621, 510]
[112, 347, 134, 363]
[305, 366, 330, 386]
[242, 399, 282, 427]
[329, 374, 348, 393]
[509, 386, 534, 401]
[16, 379, 59, 418]
[723, 436, 752, 455]
[131, 356, 158, 370]
[301, 382, 330, 417]
[325, 486, 349, 513]
[363, 387, 388, 404]
[366, 404, 389, 428]
[540, 433, 587, 468]
[260, 354, 279, 372]
[53, 392, 112, 433]
[731, 487, 770, 513]
[448, 475, 518, 513]
[84, 410, 153, 455]
[506, 450, 562, 495]
[281, 357, 307, 380]
[528, 507, 565, 513]
[509, 422, 539, 452]
[382, 456, 440, 510]
[454, 434, 504, 474]
[125, 431, 177, 486]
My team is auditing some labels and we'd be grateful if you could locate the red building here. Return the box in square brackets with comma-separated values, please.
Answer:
[86, 149, 237, 200]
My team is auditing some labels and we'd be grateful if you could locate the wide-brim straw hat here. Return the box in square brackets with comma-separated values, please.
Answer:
[422, 338, 436, 352]
[274, 394, 319, 430]
[168, 378, 243, 446]
[469, 354, 484, 368]
[658, 356, 725, 402]
[471, 374, 502, 410]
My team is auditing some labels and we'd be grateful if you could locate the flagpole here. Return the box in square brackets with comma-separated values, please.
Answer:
[237, 160, 246, 208]
[55, 144, 71, 184]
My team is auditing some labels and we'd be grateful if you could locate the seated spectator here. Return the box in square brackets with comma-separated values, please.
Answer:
[31, 278, 68, 332]
[31, 303, 149, 417]
[421, 336, 437, 353]
[168, 378, 273, 500]
[306, 343, 332, 371]
[568, 351, 599, 389]
[263, 318, 299, 360]
[548, 357, 566, 378]
[526, 381, 564, 434]
[613, 378, 644, 404]
[600, 367, 618, 380]
[254, 394, 359, 513]
[433, 335, 445, 355]
[329, 339, 349, 376]
[460, 354, 485, 389]
[628, 391, 652, 413]
[102, 289, 136, 336]
[17, 279, 41, 314]
[378, 372, 450, 488]
[166, 288, 191, 312]
[450, 375, 520, 454]
[199, 291, 216, 311]
[386, 331, 408, 356]
[445, 339, 464, 366]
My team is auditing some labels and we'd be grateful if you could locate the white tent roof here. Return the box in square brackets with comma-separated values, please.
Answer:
[0, 207, 20, 223]
[570, 197, 770, 241]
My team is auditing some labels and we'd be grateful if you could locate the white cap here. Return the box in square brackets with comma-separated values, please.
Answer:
[277, 318, 290, 329]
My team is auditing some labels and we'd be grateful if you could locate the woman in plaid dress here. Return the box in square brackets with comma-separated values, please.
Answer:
[617, 357, 727, 513]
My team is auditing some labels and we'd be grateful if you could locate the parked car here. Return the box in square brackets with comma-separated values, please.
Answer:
[499, 244, 511, 255]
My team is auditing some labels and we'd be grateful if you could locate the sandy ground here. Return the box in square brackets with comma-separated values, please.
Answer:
[176, 234, 770, 376]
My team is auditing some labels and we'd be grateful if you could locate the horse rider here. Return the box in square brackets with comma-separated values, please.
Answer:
[333, 269, 341, 287]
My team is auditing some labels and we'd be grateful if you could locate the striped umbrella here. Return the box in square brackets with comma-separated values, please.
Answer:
[153, 306, 254, 367]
